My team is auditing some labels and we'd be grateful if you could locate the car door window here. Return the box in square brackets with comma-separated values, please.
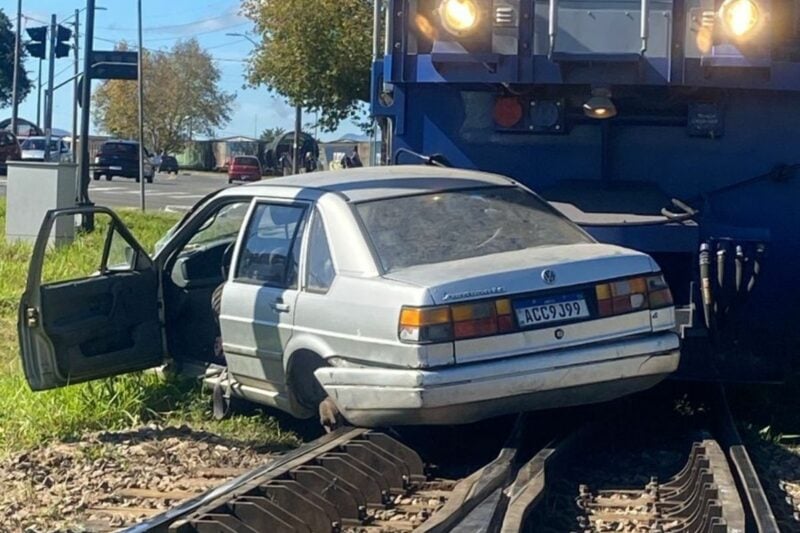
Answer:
[235, 203, 307, 288]
[170, 201, 250, 285]
[306, 211, 335, 293]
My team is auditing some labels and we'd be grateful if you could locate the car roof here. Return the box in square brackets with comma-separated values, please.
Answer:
[238, 165, 516, 202]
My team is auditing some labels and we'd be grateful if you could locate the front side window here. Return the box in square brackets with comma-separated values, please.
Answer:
[235, 203, 307, 287]
[306, 211, 335, 292]
[355, 186, 592, 272]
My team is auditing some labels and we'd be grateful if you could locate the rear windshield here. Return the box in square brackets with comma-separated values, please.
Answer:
[100, 143, 137, 155]
[21, 138, 59, 151]
[355, 186, 592, 272]
[233, 156, 259, 165]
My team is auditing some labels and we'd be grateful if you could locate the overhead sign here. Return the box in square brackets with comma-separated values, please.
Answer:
[89, 50, 138, 80]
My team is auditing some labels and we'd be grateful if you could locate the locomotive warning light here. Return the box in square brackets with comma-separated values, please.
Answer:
[719, 0, 761, 38]
[439, 0, 479, 36]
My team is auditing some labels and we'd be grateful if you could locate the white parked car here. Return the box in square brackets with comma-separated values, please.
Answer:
[19, 136, 71, 162]
[18, 166, 679, 429]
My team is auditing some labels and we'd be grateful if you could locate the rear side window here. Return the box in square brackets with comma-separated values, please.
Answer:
[234, 156, 258, 165]
[235, 203, 307, 288]
[306, 212, 335, 292]
[355, 186, 592, 272]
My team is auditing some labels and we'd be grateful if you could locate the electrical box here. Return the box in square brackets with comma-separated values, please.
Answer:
[5, 162, 77, 246]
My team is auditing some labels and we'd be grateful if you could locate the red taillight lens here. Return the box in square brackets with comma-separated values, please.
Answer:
[596, 274, 672, 318]
[400, 297, 516, 343]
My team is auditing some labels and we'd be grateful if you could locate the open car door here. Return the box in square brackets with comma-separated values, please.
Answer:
[18, 206, 164, 390]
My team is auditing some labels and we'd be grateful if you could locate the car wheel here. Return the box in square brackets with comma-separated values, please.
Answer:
[289, 352, 345, 432]
[135, 176, 140, 183]
[92, 173, 100, 181]
[105, 174, 112, 181]
[319, 397, 344, 433]
[228, 179, 233, 184]
[146, 176, 153, 183]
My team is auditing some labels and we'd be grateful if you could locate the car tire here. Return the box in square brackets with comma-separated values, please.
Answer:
[93, 173, 100, 181]
[105, 175, 112, 181]
[289, 352, 345, 432]
[135, 177, 140, 183]
[319, 397, 344, 433]
[146, 176, 153, 183]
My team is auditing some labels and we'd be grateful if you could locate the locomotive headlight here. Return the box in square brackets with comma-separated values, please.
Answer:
[440, 0, 479, 36]
[720, 0, 760, 38]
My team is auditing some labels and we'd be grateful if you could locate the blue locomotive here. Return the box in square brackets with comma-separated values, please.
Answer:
[371, 0, 800, 381]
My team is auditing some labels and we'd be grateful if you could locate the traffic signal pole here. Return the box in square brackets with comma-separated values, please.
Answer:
[44, 14, 57, 161]
[72, 9, 80, 164]
[10, 0, 22, 136]
[79, 0, 96, 231]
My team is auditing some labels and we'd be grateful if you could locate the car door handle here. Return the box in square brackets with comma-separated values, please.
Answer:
[271, 300, 290, 313]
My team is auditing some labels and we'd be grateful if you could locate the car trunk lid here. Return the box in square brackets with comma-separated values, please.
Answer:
[384, 243, 654, 304]
[385, 243, 661, 364]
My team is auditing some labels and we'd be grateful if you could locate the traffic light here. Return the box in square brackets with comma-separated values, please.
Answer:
[55, 25, 73, 58]
[25, 26, 47, 60]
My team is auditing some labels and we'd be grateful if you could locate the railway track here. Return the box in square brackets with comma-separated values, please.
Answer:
[123, 386, 779, 532]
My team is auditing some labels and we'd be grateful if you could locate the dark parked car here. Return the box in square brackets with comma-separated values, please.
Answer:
[228, 156, 262, 184]
[159, 155, 179, 174]
[92, 140, 155, 183]
[0, 131, 21, 175]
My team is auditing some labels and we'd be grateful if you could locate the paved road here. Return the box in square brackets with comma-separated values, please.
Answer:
[0, 170, 235, 213]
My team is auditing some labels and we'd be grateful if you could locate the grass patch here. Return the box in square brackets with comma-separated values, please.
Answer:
[0, 201, 301, 456]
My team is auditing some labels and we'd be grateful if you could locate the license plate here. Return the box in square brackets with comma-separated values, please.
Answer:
[109, 166, 122, 171]
[514, 292, 589, 328]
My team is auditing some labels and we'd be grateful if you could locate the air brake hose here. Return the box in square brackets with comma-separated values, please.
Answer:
[699, 243, 714, 330]
[747, 244, 765, 293]
[716, 243, 726, 314]
[735, 245, 744, 293]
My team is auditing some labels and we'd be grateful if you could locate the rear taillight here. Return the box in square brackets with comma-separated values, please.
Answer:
[399, 298, 515, 343]
[595, 274, 672, 318]
[399, 273, 673, 344]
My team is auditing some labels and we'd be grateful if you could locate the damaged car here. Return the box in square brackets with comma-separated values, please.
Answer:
[18, 166, 679, 429]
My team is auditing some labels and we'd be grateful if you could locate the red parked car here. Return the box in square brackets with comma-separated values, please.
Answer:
[228, 156, 262, 184]
[0, 130, 22, 175]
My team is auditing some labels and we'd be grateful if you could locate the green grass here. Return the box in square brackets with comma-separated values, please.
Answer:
[0, 201, 300, 457]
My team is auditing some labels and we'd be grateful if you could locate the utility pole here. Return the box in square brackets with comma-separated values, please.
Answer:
[71, 9, 80, 163]
[292, 105, 301, 174]
[137, 0, 146, 211]
[44, 14, 57, 162]
[36, 59, 42, 127]
[10, 0, 22, 136]
[79, 0, 96, 231]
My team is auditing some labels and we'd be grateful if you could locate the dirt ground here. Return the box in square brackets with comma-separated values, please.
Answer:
[0, 424, 284, 532]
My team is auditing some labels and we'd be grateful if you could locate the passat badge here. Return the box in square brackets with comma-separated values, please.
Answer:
[541, 269, 556, 285]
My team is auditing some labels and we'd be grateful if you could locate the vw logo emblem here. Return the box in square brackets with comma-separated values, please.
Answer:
[541, 269, 556, 285]
[555, 328, 565, 340]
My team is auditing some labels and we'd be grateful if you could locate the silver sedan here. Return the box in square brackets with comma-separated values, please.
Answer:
[19, 166, 679, 428]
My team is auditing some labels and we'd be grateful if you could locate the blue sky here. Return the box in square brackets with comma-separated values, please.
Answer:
[1, 0, 360, 141]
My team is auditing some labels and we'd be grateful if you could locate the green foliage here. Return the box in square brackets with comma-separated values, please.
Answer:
[243, 0, 374, 132]
[0, 9, 32, 109]
[260, 126, 287, 144]
[0, 202, 299, 456]
[92, 40, 235, 153]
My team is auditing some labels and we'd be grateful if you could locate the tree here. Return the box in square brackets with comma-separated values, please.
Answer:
[260, 126, 286, 144]
[92, 39, 234, 153]
[0, 9, 32, 109]
[243, 0, 373, 132]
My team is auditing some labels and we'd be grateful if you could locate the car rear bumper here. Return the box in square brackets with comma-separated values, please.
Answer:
[314, 331, 680, 426]
[228, 173, 261, 181]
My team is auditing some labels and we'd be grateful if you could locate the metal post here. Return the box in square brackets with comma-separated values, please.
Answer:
[292, 104, 301, 174]
[36, 59, 42, 127]
[79, 0, 95, 230]
[71, 9, 80, 164]
[44, 14, 57, 162]
[10, 0, 22, 136]
[137, 0, 145, 210]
